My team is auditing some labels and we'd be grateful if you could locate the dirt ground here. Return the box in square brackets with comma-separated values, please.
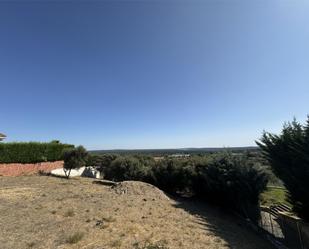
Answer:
[0, 176, 275, 249]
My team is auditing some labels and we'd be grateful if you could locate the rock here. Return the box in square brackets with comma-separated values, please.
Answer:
[111, 181, 169, 201]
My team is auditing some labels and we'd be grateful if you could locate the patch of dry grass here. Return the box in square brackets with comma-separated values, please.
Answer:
[64, 209, 75, 217]
[65, 231, 84, 244]
[133, 240, 169, 249]
[0, 176, 275, 249]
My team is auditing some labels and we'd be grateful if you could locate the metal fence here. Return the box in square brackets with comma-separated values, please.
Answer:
[258, 204, 309, 249]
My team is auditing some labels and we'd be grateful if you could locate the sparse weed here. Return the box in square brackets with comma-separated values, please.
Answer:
[65, 231, 84, 244]
[64, 209, 74, 217]
[111, 239, 122, 248]
[102, 216, 116, 222]
[26, 241, 36, 248]
[133, 241, 169, 249]
[35, 204, 43, 210]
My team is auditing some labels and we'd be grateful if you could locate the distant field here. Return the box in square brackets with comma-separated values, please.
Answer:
[0, 176, 274, 249]
[89, 146, 259, 156]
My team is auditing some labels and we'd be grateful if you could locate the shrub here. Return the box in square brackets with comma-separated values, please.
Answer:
[63, 146, 88, 178]
[192, 154, 268, 222]
[86, 154, 118, 176]
[104, 156, 152, 182]
[257, 117, 309, 221]
[0, 142, 73, 163]
[150, 159, 195, 194]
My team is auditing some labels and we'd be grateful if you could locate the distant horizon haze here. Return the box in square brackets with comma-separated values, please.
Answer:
[89, 146, 259, 153]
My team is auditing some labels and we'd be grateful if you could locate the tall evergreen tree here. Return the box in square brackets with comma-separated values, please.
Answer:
[257, 117, 309, 221]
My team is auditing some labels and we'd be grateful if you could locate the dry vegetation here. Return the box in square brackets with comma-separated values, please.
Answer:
[0, 176, 274, 249]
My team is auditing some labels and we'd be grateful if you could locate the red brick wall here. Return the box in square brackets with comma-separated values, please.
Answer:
[0, 161, 63, 176]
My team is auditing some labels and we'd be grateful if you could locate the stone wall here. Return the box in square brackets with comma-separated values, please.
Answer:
[0, 161, 63, 176]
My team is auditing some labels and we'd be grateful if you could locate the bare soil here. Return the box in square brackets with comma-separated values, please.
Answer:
[0, 176, 274, 249]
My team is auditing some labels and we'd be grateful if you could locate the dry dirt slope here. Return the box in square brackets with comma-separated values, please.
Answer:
[0, 176, 274, 249]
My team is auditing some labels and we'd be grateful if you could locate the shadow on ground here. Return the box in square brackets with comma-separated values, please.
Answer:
[171, 196, 276, 249]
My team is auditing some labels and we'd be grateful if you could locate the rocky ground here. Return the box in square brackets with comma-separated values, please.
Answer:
[0, 175, 275, 249]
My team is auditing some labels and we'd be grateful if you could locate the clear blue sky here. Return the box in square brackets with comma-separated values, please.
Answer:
[1, 0, 309, 150]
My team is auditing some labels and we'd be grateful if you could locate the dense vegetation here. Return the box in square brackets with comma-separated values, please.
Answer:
[87, 152, 268, 222]
[193, 155, 268, 222]
[86, 154, 117, 175]
[103, 155, 154, 182]
[257, 117, 309, 221]
[0, 141, 73, 163]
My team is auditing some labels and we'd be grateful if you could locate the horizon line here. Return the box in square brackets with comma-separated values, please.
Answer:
[89, 145, 259, 151]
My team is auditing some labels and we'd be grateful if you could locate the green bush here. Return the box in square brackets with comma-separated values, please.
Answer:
[257, 117, 309, 221]
[63, 146, 88, 178]
[150, 159, 195, 194]
[104, 156, 153, 182]
[86, 154, 118, 176]
[0, 142, 73, 163]
[192, 154, 268, 222]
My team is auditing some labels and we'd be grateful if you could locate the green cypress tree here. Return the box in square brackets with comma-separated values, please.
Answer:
[257, 117, 309, 221]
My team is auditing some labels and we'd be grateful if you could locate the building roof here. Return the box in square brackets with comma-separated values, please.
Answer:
[0, 133, 6, 138]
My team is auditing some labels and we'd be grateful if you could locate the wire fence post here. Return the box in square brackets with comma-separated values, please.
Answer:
[297, 221, 304, 249]
[269, 212, 274, 235]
